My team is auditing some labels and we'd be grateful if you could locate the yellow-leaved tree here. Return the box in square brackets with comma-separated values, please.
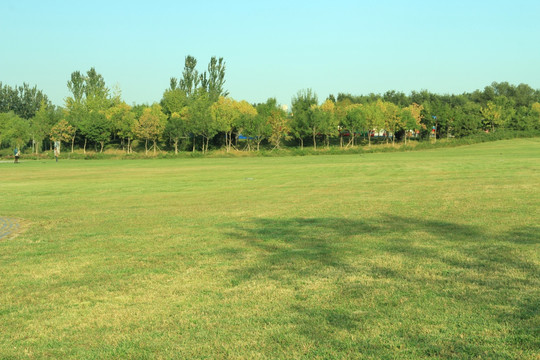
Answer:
[133, 104, 167, 155]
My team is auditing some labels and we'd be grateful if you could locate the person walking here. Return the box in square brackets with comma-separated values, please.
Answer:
[14, 147, 20, 163]
[54, 143, 59, 162]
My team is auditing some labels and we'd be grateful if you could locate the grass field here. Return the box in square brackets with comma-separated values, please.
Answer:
[1, 139, 539, 359]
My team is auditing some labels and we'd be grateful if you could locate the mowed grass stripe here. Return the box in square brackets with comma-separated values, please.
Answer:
[0, 138, 538, 359]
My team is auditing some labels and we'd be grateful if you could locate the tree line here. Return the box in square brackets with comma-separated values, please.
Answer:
[1, 56, 539, 155]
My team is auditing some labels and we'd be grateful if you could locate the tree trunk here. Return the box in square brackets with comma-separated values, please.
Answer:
[145, 139, 148, 155]
[300, 138, 303, 150]
[368, 131, 371, 146]
[174, 140, 178, 154]
[312, 133, 317, 150]
[340, 134, 343, 148]
[71, 135, 75, 153]
[153, 139, 157, 155]
[83, 138, 87, 154]
[127, 138, 131, 153]
[100, 142, 104, 153]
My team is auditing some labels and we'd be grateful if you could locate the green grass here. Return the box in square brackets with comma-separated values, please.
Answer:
[0, 138, 539, 359]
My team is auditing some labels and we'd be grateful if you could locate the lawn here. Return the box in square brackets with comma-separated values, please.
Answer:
[0, 139, 539, 359]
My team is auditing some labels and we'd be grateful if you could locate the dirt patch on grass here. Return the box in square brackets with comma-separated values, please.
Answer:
[0, 217, 30, 240]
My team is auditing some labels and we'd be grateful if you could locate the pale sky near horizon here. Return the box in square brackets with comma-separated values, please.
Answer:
[1, 0, 539, 108]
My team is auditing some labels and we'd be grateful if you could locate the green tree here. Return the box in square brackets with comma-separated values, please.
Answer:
[188, 89, 216, 153]
[201, 57, 229, 102]
[178, 55, 200, 97]
[234, 100, 258, 150]
[0, 112, 30, 149]
[161, 88, 189, 153]
[379, 101, 400, 145]
[85, 111, 111, 152]
[335, 99, 352, 147]
[318, 99, 338, 148]
[164, 109, 188, 154]
[242, 104, 271, 151]
[29, 100, 55, 153]
[342, 104, 367, 147]
[0, 82, 50, 119]
[366, 101, 385, 146]
[65, 68, 112, 153]
[291, 89, 318, 149]
[106, 102, 136, 153]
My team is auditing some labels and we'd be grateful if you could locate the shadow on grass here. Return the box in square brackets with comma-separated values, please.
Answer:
[224, 217, 372, 283]
[223, 215, 539, 354]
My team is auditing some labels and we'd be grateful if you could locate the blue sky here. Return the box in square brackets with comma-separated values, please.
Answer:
[1, 0, 539, 107]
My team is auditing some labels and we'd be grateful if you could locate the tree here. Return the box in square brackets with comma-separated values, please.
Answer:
[188, 89, 216, 153]
[266, 102, 289, 149]
[379, 101, 400, 145]
[133, 104, 167, 155]
[178, 55, 200, 97]
[291, 89, 318, 149]
[164, 109, 188, 154]
[242, 105, 271, 151]
[401, 103, 423, 144]
[335, 99, 352, 147]
[161, 88, 188, 116]
[106, 102, 136, 153]
[65, 68, 111, 153]
[365, 101, 385, 146]
[481, 101, 504, 132]
[211, 96, 238, 152]
[0, 82, 50, 119]
[453, 102, 482, 137]
[85, 111, 111, 152]
[342, 104, 366, 147]
[318, 99, 338, 148]
[0, 112, 30, 149]
[234, 100, 258, 150]
[161, 87, 189, 154]
[49, 119, 75, 152]
[532, 102, 540, 130]
[202, 57, 228, 102]
[30, 100, 54, 153]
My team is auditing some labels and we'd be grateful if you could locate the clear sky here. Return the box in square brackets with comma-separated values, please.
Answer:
[1, 0, 539, 108]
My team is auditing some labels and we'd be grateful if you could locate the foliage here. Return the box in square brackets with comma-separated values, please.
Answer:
[0, 82, 50, 119]
[29, 100, 55, 153]
[49, 119, 75, 150]
[291, 89, 318, 148]
[133, 104, 167, 154]
[106, 102, 136, 153]
[0, 111, 30, 148]
[65, 67, 112, 152]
